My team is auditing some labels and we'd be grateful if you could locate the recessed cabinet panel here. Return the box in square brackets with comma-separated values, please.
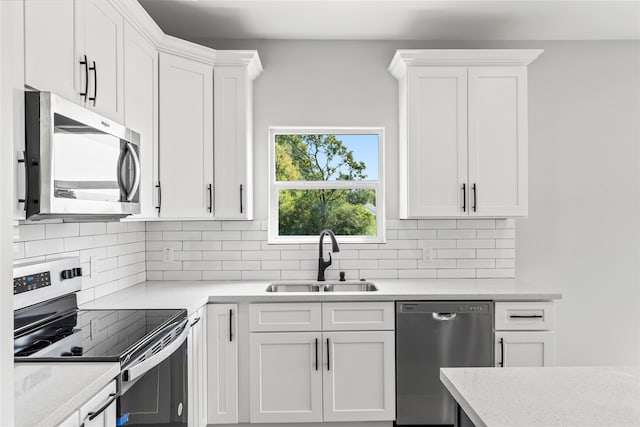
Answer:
[322, 331, 395, 422]
[214, 67, 252, 220]
[322, 302, 394, 331]
[207, 304, 238, 424]
[24, 0, 77, 102]
[158, 53, 213, 218]
[249, 332, 323, 423]
[468, 67, 528, 217]
[405, 67, 468, 217]
[495, 331, 555, 368]
[250, 303, 322, 332]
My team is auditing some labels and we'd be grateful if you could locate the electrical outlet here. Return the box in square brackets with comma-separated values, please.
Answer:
[423, 247, 435, 261]
[162, 247, 174, 263]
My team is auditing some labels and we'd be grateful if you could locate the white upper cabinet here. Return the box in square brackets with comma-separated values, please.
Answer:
[214, 66, 253, 220]
[389, 49, 542, 218]
[24, 0, 77, 102]
[123, 22, 158, 219]
[158, 52, 214, 218]
[405, 67, 468, 217]
[468, 67, 528, 217]
[76, 0, 125, 123]
[24, 0, 124, 123]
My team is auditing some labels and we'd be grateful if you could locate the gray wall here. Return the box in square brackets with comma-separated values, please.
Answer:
[205, 39, 640, 366]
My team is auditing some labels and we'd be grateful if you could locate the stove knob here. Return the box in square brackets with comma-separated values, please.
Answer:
[71, 346, 83, 356]
[61, 352, 72, 356]
[73, 267, 83, 277]
[60, 270, 73, 280]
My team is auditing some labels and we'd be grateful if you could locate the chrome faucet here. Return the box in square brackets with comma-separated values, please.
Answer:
[317, 229, 340, 281]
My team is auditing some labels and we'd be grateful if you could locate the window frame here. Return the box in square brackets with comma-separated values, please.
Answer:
[268, 126, 385, 244]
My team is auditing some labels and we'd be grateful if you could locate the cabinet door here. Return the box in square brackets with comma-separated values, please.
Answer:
[405, 67, 468, 218]
[249, 332, 322, 423]
[495, 331, 555, 368]
[213, 67, 252, 219]
[24, 0, 78, 103]
[76, 0, 124, 123]
[158, 53, 214, 218]
[468, 67, 528, 217]
[207, 304, 238, 424]
[188, 306, 208, 427]
[124, 22, 158, 219]
[57, 410, 80, 427]
[79, 380, 117, 427]
[322, 331, 395, 422]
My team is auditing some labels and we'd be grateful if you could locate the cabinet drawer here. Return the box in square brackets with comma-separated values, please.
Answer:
[322, 302, 395, 331]
[250, 303, 322, 332]
[495, 302, 554, 330]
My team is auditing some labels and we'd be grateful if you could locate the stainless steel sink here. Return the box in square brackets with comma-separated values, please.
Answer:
[265, 281, 377, 292]
[265, 283, 321, 292]
[323, 282, 378, 292]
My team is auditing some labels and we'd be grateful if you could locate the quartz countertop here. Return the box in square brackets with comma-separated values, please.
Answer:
[81, 278, 561, 315]
[440, 366, 640, 427]
[14, 362, 120, 427]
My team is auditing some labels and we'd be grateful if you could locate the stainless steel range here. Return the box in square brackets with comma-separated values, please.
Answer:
[13, 257, 189, 427]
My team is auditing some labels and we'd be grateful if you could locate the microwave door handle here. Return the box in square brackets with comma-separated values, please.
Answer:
[125, 142, 141, 202]
[116, 145, 128, 199]
[123, 319, 189, 383]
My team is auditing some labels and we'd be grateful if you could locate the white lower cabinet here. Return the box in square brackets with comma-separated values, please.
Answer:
[494, 301, 556, 368]
[250, 332, 323, 423]
[188, 306, 208, 427]
[323, 331, 395, 422]
[208, 304, 239, 424]
[495, 331, 555, 367]
[249, 302, 395, 424]
[57, 411, 80, 427]
[78, 380, 117, 427]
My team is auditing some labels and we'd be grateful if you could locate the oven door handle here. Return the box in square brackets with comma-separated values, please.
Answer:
[123, 319, 189, 382]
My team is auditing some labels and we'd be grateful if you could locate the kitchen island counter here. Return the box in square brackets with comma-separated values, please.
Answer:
[440, 366, 640, 427]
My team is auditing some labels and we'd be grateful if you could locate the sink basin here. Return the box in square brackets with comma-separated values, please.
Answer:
[265, 281, 377, 292]
[323, 282, 378, 292]
[265, 283, 321, 292]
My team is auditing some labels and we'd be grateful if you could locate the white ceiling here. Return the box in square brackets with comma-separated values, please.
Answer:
[139, 0, 640, 41]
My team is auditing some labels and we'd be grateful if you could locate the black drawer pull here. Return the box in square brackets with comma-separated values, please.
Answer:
[510, 315, 543, 319]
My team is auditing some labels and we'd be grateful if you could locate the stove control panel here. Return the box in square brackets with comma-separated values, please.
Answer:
[14, 271, 51, 295]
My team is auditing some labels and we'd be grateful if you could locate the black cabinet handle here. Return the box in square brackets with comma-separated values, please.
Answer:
[87, 392, 119, 422]
[208, 184, 213, 213]
[315, 338, 318, 371]
[155, 182, 161, 213]
[17, 151, 27, 210]
[240, 184, 243, 214]
[509, 314, 543, 319]
[472, 183, 477, 212]
[499, 337, 505, 367]
[88, 60, 97, 107]
[326, 338, 330, 371]
[229, 309, 233, 342]
[462, 183, 466, 212]
[80, 55, 89, 102]
[190, 317, 201, 327]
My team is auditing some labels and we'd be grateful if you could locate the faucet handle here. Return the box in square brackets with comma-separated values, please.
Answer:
[327, 252, 332, 266]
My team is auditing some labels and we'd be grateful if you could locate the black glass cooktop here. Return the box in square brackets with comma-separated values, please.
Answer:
[14, 295, 184, 361]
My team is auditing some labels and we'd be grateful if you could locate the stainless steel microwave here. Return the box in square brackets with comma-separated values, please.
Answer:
[24, 92, 141, 220]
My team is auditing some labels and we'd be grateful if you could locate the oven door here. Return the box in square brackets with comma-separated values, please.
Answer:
[117, 320, 188, 427]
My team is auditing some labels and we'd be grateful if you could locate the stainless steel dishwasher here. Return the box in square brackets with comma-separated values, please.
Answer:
[396, 301, 494, 426]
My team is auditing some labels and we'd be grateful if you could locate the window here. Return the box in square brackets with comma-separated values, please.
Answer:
[269, 127, 384, 243]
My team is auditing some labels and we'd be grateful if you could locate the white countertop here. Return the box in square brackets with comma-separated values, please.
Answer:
[80, 278, 561, 314]
[440, 367, 640, 427]
[14, 362, 120, 427]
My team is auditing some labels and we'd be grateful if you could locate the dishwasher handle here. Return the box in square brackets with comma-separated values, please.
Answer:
[432, 312, 457, 321]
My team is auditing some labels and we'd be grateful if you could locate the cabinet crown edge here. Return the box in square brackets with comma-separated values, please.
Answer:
[388, 49, 544, 79]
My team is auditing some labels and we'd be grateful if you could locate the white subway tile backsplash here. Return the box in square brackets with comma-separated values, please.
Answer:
[183, 261, 222, 271]
[25, 238, 64, 258]
[80, 222, 107, 236]
[106, 222, 128, 234]
[183, 221, 222, 231]
[183, 241, 220, 251]
[456, 219, 495, 229]
[64, 236, 95, 251]
[202, 231, 241, 241]
[222, 240, 261, 251]
[437, 269, 475, 278]
[163, 231, 202, 241]
[203, 271, 242, 281]
[164, 271, 202, 281]
[202, 251, 242, 260]
[16, 224, 45, 241]
[436, 249, 476, 259]
[476, 249, 516, 259]
[397, 229, 436, 240]
[456, 239, 496, 249]
[477, 229, 516, 239]
[417, 219, 456, 229]
[46, 223, 79, 239]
